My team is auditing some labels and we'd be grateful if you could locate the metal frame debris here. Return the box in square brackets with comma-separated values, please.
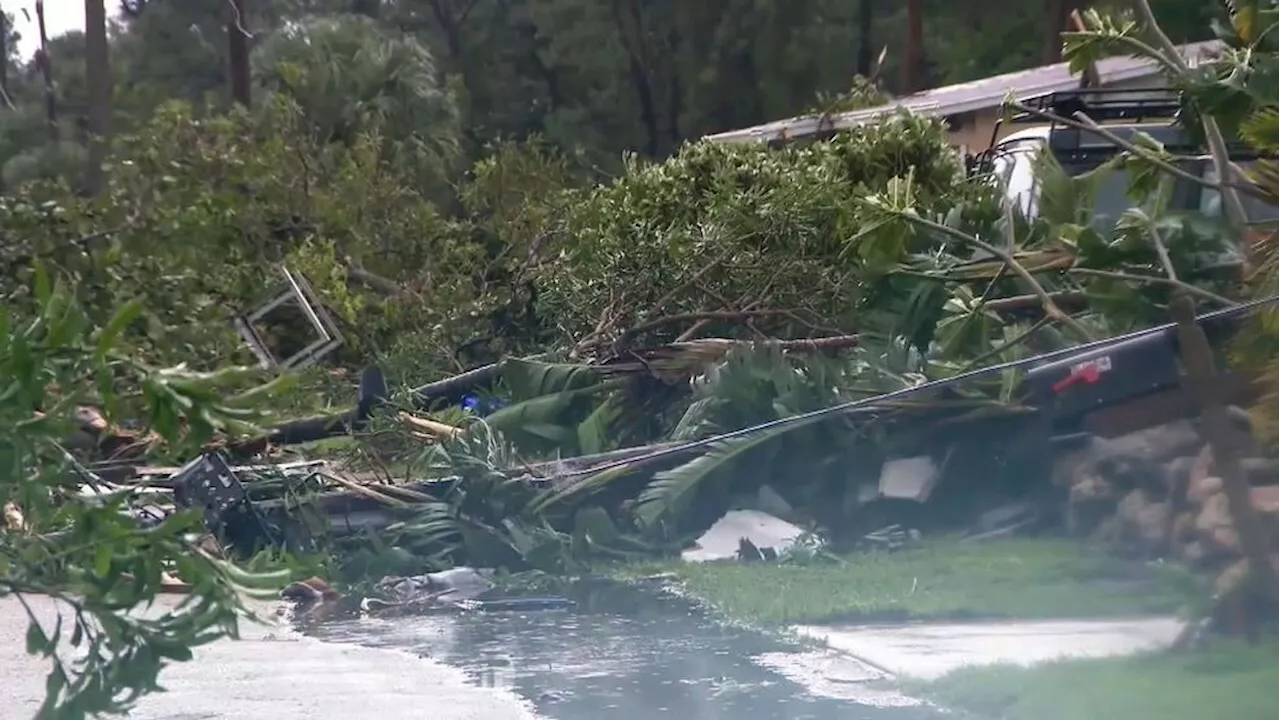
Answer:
[234, 266, 343, 372]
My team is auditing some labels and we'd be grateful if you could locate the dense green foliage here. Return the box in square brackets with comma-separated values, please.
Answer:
[539, 114, 983, 346]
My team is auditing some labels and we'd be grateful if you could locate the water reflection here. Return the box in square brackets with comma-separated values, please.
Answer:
[303, 582, 940, 720]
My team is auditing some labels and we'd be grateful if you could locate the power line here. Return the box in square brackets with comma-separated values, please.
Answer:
[549, 295, 1279, 479]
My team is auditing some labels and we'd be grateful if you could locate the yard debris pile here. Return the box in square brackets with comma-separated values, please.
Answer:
[23, 292, 1276, 648]
[48, 299, 1277, 579]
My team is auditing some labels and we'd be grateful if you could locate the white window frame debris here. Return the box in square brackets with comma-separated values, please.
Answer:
[234, 266, 343, 372]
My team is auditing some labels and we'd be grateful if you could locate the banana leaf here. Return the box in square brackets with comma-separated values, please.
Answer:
[634, 412, 833, 528]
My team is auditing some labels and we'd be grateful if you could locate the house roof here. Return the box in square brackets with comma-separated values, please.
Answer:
[703, 40, 1224, 145]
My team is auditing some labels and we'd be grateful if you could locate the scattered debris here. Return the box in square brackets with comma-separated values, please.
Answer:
[683, 510, 806, 563]
[281, 576, 342, 603]
[856, 525, 921, 553]
[234, 266, 343, 372]
[3, 502, 26, 532]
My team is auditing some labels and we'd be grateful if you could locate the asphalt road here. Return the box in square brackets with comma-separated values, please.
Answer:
[0, 595, 537, 720]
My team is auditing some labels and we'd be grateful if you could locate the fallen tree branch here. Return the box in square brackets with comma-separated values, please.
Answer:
[888, 210, 1095, 341]
[617, 309, 801, 347]
[410, 362, 503, 408]
[1066, 268, 1237, 306]
[344, 259, 411, 298]
[983, 292, 1087, 313]
[1009, 100, 1268, 204]
[397, 412, 462, 440]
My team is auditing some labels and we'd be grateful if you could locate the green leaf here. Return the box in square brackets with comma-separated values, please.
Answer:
[94, 298, 145, 361]
[500, 358, 604, 400]
[32, 262, 52, 306]
[94, 544, 113, 577]
[576, 396, 624, 455]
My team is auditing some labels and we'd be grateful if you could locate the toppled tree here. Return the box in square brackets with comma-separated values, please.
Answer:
[537, 113, 990, 355]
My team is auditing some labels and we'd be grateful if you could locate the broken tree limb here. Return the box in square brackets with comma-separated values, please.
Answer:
[984, 292, 1087, 314]
[344, 259, 413, 298]
[397, 412, 462, 440]
[411, 362, 502, 408]
[251, 440, 698, 523]
[616, 309, 804, 347]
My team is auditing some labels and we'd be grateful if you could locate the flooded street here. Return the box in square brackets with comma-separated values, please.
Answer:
[303, 582, 943, 720]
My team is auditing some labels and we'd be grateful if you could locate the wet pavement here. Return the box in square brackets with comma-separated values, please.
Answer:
[302, 581, 944, 720]
[0, 595, 536, 720]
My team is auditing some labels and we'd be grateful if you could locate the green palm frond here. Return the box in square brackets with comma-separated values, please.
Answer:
[633, 412, 832, 528]
[1240, 107, 1279, 153]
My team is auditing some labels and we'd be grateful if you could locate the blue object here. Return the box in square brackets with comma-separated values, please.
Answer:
[461, 394, 506, 417]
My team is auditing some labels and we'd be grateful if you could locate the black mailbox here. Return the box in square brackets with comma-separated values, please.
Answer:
[1026, 332, 1181, 419]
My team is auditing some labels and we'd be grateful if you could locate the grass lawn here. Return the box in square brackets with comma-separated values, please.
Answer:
[917, 638, 1279, 720]
[621, 538, 1203, 626]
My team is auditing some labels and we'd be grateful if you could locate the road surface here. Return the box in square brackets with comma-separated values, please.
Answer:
[0, 595, 537, 720]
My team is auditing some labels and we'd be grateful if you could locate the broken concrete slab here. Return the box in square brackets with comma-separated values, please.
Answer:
[878, 456, 941, 502]
[682, 509, 806, 562]
[793, 617, 1186, 681]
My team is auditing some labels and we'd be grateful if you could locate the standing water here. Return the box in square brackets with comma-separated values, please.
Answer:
[301, 580, 942, 720]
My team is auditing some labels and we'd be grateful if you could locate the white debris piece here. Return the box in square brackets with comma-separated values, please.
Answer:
[877, 456, 941, 502]
[682, 509, 807, 562]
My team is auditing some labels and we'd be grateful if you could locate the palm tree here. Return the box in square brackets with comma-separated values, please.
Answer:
[252, 14, 462, 189]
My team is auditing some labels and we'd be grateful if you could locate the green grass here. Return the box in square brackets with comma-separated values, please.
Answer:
[621, 538, 1203, 626]
[917, 639, 1279, 720]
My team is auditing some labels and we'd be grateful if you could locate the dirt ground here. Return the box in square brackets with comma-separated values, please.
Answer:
[0, 595, 536, 720]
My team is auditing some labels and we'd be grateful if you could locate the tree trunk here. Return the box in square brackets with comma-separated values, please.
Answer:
[856, 0, 874, 77]
[83, 0, 111, 196]
[901, 0, 924, 93]
[612, 0, 660, 156]
[426, 0, 465, 61]
[1043, 0, 1073, 64]
[227, 0, 251, 107]
[0, 6, 9, 109]
[34, 0, 57, 142]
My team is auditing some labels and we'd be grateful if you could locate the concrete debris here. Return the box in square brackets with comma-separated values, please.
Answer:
[681, 509, 806, 562]
[877, 456, 941, 502]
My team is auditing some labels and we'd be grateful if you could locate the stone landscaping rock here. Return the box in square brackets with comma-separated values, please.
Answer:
[1053, 415, 1280, 636]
